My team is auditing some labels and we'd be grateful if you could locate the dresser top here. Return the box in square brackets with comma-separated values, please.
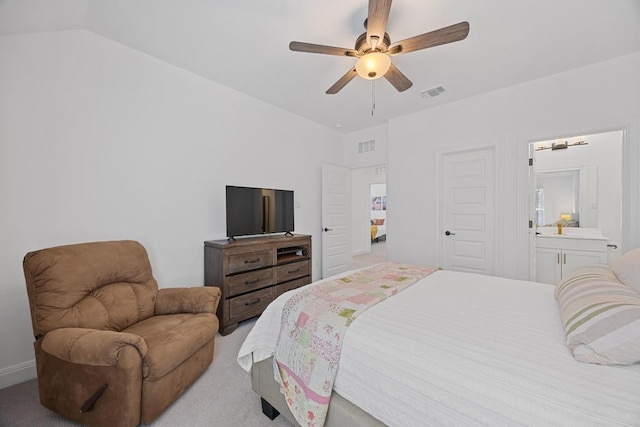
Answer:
[205, 234, 311, 249]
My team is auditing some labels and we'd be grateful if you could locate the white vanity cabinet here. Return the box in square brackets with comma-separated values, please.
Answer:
[535, 235, 608, 285]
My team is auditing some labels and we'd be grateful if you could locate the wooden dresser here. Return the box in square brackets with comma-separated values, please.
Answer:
[204, 234, 312, 335]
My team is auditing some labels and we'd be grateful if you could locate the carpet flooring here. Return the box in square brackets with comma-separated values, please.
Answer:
[351, 240, 386, 270]
[0, 319, 294, 427]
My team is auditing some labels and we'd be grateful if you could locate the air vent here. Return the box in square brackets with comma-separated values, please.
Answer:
[358, 139, 376, 153]
[421, 86, 446, 98]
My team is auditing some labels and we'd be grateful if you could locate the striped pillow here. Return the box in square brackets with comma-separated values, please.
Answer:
[555, 267, 640, 365]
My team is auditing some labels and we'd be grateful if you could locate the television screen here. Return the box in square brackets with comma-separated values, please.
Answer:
[225, 186, 294, 238]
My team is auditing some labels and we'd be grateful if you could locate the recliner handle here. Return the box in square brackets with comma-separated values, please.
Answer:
[80, 383, 108, 412]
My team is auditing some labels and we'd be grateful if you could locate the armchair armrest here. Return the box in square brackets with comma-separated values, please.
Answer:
[41, 328, 148, 366]
[155, 286, 221, 315]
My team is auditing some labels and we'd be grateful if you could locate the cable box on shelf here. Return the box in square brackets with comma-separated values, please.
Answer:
[277, 246, 309, 263]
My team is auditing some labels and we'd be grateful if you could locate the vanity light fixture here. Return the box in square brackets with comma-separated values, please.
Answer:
[535, 140, 587, 151]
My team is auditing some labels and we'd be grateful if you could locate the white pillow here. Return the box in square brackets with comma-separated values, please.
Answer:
[611, 248, 640, 294]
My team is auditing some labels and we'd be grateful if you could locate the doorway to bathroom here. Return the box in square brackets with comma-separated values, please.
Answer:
[530, 129, 623, 282]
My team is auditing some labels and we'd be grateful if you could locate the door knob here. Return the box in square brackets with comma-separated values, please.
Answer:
[445, 230, 455, 236]
[323, 227, 333, 232]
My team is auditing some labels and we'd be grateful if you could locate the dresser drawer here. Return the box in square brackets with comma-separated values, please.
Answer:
[227, 250, 272, 274]
[227, 268, 275, 297]
[274, 276, 311, 298]
[229, 287, 274, 320]
[276, 260, 310, 283]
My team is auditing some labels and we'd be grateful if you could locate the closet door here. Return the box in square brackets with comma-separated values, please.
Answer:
[441, 147, 496, 275]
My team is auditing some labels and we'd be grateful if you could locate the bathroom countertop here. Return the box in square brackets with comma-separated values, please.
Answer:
[536, 233, 608, 241]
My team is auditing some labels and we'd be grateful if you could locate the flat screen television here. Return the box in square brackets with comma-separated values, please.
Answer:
[225, 185, 294, 238]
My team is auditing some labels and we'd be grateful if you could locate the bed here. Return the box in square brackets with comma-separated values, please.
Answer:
[238, 255, 640, 426]
[370, 224, 386, 241]
[370, 218, 386, 241]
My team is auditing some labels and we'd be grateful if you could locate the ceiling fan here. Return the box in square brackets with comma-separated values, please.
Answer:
[289, 0, 469, 94]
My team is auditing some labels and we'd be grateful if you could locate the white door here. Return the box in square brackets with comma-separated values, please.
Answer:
[322, 164, 351, 278]
[441, 147, 495, 274]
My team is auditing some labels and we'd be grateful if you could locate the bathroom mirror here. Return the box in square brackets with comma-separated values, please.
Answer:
[535, 166, 597, 228]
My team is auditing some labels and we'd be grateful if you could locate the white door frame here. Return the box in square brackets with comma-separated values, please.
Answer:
[517, 117, 639, 281]
[527, 129, 625, 279]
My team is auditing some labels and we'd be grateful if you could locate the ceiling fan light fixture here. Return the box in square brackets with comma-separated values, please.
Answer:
[355, 51, 391, 80]
[289, 1, 469, 94]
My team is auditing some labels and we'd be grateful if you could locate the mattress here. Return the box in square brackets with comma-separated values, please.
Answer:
[238, 269, 640, 426]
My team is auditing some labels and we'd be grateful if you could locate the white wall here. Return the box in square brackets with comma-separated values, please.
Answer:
[0, 30, 344, 388]
[0, 0, 87, 35]
[344, 124, 388, 168]
[387, 52, 640, 280]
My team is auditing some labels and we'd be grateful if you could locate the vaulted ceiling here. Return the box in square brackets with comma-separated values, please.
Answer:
[2, 0, 640, 133]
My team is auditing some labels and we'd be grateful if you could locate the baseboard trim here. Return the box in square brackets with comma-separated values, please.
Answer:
[0, 359, 36, 389]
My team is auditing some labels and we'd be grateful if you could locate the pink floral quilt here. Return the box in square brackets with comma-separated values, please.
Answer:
[274, 262, 438, 426]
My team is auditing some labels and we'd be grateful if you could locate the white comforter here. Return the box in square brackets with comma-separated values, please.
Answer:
[238, 269, 640, 426]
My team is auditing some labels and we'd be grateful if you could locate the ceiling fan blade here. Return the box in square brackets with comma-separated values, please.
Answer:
[290, 41, 358, 57]
[366, 0, 392, 48]
[384, 63, 412, 92]
[326, 68, 358, 94]
[388, 21, 470, 55]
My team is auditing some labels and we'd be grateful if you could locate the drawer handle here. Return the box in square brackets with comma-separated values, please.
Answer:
[244, 278, 260, 285]
[244, 298, 261, 306]
[287, 268, 300, 274]
[244, 258, 260, 264]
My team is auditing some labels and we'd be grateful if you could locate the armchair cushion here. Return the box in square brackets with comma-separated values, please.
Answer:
[124, 313, 218, 381]
[23, 240, 158, 336]
[41, 328, 147, 367]
[155, 287, 221, 315]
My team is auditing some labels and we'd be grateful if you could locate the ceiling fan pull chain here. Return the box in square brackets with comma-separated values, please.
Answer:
[371, 80, 376, 116]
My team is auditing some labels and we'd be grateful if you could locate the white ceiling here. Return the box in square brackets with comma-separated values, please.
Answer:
[2, 0, 640, 133]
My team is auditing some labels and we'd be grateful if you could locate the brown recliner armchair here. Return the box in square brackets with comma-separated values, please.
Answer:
[22, 240, 221, 426]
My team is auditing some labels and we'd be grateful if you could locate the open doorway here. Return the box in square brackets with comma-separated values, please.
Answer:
[530, 130, 622, 283]
[351, 165, 387, 269]
[370, 183, 387, 242]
